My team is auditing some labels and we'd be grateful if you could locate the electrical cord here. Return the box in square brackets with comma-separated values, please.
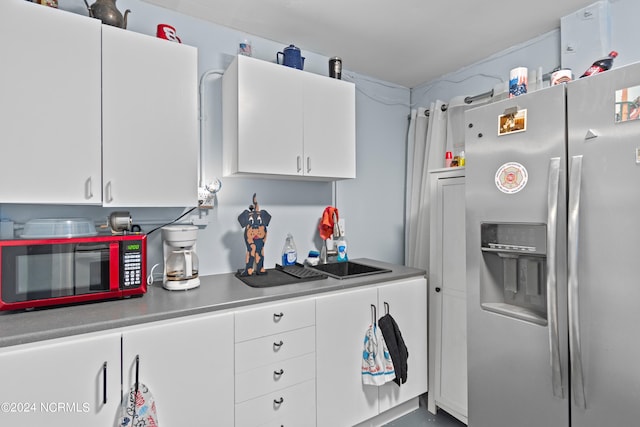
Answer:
[144, 207, 197, 235]
[147, 263, 161, 286]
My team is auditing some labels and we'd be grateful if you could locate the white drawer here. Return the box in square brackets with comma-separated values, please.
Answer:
[257, 412, 316, 427]
[236, 352, 315, 403]
[236, 326, 315, 373]
[235, 298, 315, 342]
[235, 379, 316, 427]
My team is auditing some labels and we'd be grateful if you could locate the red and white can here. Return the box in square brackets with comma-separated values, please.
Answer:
[551, 69, 573, 86]
[157, 24, 182, 43]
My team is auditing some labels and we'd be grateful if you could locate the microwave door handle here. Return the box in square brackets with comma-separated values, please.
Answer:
[568, 155, 586, 409]
[546, 157, 563, 399]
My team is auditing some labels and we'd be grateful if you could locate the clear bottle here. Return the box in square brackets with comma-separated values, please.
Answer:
[281, 233, 297, 266]
[336, 236, 348, 262]
[580, 51, 618, 78]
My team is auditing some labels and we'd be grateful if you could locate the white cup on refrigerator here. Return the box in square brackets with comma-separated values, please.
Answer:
[509, 67, 528, 98]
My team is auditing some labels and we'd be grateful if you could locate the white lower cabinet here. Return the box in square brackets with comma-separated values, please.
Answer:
[316, 286, 378, 427]
[122, 312, 235, 426]
[0, 274, 428, 426]
[234, 298, 316, 427]
[0, 331, 121, 426]
[0, 312, 234, 426]
[316, 278, 428, 427]
[377, 279, 429, 413]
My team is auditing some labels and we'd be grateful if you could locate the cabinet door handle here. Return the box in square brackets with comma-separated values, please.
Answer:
[273, 340, 284, 350]
[306, 156, 311, 173]
[105, 181, 113, 203]
[102, 362, 108, 404]
[273, 312, 284, 321]
[135, 355, 140, 393]
[85, 177, 94, 199]
[435, 287, 441, 293]
[273, 397, 284, 405]
[273, 368, 285, 377]
[296, 156, 302, 172]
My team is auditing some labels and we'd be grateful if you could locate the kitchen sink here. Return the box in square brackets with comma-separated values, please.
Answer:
[308, 261, 391, 279]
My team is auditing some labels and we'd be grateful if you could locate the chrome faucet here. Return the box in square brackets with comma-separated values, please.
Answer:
[320, 213, 341, 264]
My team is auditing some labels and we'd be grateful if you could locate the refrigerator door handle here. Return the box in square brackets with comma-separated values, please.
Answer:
[568, 155, 587, 409]
[547, 157, 563, 399]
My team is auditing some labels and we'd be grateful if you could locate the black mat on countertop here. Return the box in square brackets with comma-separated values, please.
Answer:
[235, 264, 327, 288]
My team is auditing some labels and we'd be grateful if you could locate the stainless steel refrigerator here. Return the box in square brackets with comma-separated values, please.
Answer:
[465, 61, 640, 427]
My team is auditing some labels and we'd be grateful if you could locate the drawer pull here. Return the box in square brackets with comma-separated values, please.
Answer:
[273, 340, 284, 350]
[273, 312, 284, 321]
[274, 397, 284, 405]
[273, 368, 285, 378]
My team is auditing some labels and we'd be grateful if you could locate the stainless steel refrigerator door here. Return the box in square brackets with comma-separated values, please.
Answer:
[566, 62, 640, 427]
[465, 84, 569, 427]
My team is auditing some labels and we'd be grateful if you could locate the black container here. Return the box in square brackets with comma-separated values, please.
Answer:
[329, 57, 342, 79]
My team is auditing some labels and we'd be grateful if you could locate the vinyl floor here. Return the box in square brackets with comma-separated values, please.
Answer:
[383, 405, 466, 427]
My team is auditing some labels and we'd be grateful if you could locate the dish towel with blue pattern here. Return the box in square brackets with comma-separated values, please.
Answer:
[119, 382, 159, 427]
[362, 322, 395, 385]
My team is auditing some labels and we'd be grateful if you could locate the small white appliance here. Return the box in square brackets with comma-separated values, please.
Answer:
[161, 225, 199, 291]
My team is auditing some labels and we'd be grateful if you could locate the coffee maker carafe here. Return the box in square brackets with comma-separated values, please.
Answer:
[161, 225, 200, 290]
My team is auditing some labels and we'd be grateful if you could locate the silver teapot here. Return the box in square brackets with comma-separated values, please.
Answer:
[83, 0, 131, 29]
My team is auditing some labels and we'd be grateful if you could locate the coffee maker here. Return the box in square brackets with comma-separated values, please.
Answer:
[161, 225, 200, 291]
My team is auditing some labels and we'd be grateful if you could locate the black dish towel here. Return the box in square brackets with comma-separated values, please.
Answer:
[379, 313, 409, 386]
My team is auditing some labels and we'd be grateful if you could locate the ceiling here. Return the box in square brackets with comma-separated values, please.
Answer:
[141, 0, 598, 88]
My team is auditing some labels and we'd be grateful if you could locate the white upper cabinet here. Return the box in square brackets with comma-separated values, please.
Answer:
[0, 2, 102, 204]
[102, 26, 198, 207]
[223, 55, 304, 177]
[223, 55, 356, 180]
[303, 72, 356, 179]
[0, 2, 198, 206]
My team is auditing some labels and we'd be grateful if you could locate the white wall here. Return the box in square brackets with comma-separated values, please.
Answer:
[411, 0, 640, 111]
[410, 30, 561, 110]
[0, 0, 410, 278]
[609, 0, 640, 67]
[338, 75, 410, 263]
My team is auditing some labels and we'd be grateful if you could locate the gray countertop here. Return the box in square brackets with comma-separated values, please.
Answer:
[0, 259, 425, 348]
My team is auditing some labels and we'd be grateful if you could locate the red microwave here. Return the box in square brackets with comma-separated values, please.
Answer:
[0, 234, 146, 311]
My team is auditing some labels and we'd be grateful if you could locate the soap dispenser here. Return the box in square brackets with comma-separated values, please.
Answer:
[336, 235, 348, 262]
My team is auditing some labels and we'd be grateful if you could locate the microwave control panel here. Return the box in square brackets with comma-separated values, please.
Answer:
[120, 240, 143, 289]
